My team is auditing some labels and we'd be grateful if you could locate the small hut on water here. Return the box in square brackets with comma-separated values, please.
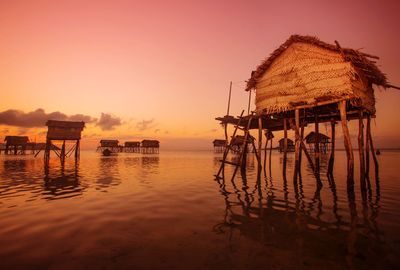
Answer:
[278, 138, 294, 152]
[4, 136, 29, 155]
[97, 140, 120, 153]
[213, 139, 227, 153]
[45, 120, 85, 165]
[305, 132, 330, 153]
[216, 35, 399, 191]
[141, 140, 160, 154]
[124, 141, 140, 153]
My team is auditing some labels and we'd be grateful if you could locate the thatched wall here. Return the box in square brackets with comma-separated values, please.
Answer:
[253, 42, 376, 114]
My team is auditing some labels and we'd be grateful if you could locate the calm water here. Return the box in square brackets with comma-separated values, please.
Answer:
[0, 150, 399, 269]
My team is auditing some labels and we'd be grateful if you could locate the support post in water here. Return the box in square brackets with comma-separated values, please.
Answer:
[339, 101, 354, 191]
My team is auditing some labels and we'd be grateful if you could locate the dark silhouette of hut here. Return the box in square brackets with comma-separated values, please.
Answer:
[45, 120, 85, 164]
[97, 140, 120, 153]
[124, 141, 140, 153]
[4, 136, 29, 155]
[278, 138, 294, 152]
[213, 139, 226, 153]
[217, 35, 398, 189]
[141, 140, 159, 154]
[230, 135, 255, 153]
[305, 132, 331, 153]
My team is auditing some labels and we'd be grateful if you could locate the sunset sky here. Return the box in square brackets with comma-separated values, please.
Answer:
[1, 0, 399, 150]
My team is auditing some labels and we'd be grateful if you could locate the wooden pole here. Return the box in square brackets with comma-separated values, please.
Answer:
[358, 110, 366, 191]
[327, 121, 336, 175]
[61, 140, 66, 164]
[263, 133, 268, 177]
[283, 117, 288, 178]
[339, 101, 354, 190]
[75, 139, 80, 162]
[314, 113, 320, 174]
[293, 109, 301, 183]
[299, 117, 304, 175]
[367, 116, 379, 178]
[258, 116, 263, 172]
[365, 114, 371, 188]
[227, 81, 232, 116]
[247, 90, 252, 115]
[269, 136, 273, 176]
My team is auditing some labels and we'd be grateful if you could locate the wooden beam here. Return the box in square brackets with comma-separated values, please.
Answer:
[339, 101, 354, 191]
[327, 121, 336, 175]
[293, 109, 301, 183]
[283, 117, 288, 179]
[358, 110, 366, 191]
[314, 112, 320, 174]
[367, 116, 379, 179]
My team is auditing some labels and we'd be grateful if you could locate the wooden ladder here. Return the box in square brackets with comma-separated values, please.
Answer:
[216, 111, 257, 182]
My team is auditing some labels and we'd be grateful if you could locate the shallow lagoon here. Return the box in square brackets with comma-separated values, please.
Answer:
[0, 150, 399, 269]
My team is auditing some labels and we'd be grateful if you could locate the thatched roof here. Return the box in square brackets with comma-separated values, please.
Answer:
[304, 132, 330, 144]
[46, 120, 85, 129]
[246, 35, 388, 91]
[125, 141, 140, 147]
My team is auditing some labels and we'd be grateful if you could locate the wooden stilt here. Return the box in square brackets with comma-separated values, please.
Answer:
[327, 121, 336, 175]
[367, 116, 379, 178]
[365, 114, 371, 190]
[258, 116, 263, 172]
[293, 109, 301, 183]
[358, 110, 366, 191]
[339, 101, 354, 190]
[263, 130, 269, 177]
[75, 139, 80, 162]
[61, 140, 66, 164]
[269, 136, 273, 177]
[314, 113, 320, 174]
[299, 118, 304, 176]
[283, 117, 288, 178]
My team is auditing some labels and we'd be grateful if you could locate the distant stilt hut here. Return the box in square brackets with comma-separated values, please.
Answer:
[217, 35, 398, 190]
[4, 136, 29, 155]
[305, 132, 331, 154]
[0, 143, 5, 154]
[45, 120, 85, 165]
[141, 140, 160, 154]
[230, 135, 255, 153]
[278, 138, 294, 153]
[213, 139, 227, 153]
[97, 140, 120, 153]
[124, 141, 140, 153]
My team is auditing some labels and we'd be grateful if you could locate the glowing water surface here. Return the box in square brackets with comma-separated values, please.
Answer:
[0, 150, 399, 269]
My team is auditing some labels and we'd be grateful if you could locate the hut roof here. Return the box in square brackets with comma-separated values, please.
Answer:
[4, 136, 29, 144]
[124, 141, 140, 146]
[278, 138, 294, 145]
[46, 120, 85, 129]
[246, 35, 388, 91]
[304, 132, 330, 143]
[213, 139, 227, 145]
[141, 140, 160, 147]
[100, 140, 119, 144]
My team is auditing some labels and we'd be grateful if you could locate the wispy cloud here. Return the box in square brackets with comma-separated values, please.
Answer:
[96, 113, 122, 131]
[136, 119, 156, 131]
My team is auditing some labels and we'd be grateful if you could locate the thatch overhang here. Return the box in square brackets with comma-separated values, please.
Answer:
[100, 140, 119, 147]
[213, 139, 227, 146]
[245, 35, 396, 115]
[124, 141, 140, 147]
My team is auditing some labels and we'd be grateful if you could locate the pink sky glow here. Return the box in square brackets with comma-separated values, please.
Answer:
[0, 0, 399, 149]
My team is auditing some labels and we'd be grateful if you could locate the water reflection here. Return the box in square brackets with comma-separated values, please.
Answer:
[43, 163, 86, 200]
[214, 168, 388, 269]
[96, 157, 121, 191]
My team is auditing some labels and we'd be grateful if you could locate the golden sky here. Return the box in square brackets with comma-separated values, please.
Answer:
[1, 0, 399, 149]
